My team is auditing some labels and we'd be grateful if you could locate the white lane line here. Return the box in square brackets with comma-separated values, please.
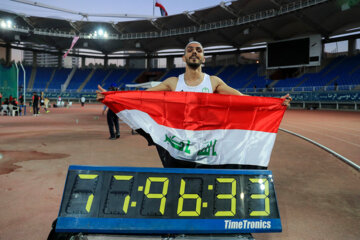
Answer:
[318, 124, 360, 132]
[281, 124, 360, 148]
[280, 128, 360, 172]
[285, 120, 360, 132]
[282, 121, 360, 138]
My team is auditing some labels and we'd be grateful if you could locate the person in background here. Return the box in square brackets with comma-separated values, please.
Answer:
[57, 96, 62, 107]
[80, 96, 86, 107]
[102, 85, 120, 140]
[18, 94, 25, 116]
[11, 98, 18, 106]
[19, 94, 24, 105]
[10, 98, 20, 116]
[32, 92, 40, 116]
[1, 97, 9, 115]
[44, 98, 50, 113]
[40, 92, 45, 112]
[102, 105, 120, 140]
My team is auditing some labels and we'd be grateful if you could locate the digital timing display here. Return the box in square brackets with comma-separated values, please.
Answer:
[56, 166, 281, 234]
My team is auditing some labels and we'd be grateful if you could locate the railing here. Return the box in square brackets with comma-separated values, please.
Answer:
[289, 101, 359, 111]
[24, 84, 360, 102]
[31, 88, 97, 93]
[30, 84, 359, 95]
[242, 85, 358, 93]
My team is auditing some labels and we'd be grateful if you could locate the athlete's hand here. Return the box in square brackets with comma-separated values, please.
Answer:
[281, 93, 292, 107]
[96, 85, 106, 101]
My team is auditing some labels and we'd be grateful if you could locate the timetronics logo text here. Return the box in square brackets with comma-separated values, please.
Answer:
[224, 220, 271, 229]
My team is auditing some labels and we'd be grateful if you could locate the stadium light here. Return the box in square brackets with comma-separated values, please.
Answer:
[89, 29, 109, 39]
[0, 21, 5, 28]
[0, 19, 15, 29]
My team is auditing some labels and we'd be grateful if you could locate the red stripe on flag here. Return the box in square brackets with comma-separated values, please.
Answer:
[102, 91, 286, 133]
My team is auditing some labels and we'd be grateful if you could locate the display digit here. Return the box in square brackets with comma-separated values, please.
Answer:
[143, 177, 169, 215]
[103, 175, 134, 215]
[116, 176, 133, 214]
[177, 178, 202, 217]
[66, 174, 98, 214]
[214, 178, 236, 217]
[249, 178, 270, 216]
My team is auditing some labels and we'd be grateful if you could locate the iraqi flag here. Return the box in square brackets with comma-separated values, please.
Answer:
[155, 0, 168, 16]
[102, 91, 286, 167]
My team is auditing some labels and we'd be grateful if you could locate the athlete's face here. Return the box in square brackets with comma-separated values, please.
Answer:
[183, 43, 205, 69]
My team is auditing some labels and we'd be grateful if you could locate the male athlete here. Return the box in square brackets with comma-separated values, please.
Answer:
[97, 41, 291, 168]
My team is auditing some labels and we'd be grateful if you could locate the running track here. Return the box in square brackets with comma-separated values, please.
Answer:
[0, 105, 359, 240]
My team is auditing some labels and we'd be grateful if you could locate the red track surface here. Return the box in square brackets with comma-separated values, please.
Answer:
[0, 105, 359, 240]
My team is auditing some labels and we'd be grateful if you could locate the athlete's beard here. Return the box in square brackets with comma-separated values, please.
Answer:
[186, 58, 202, 70]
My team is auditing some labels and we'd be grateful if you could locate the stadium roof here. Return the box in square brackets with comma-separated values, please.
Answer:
[0, 0, 359, 57]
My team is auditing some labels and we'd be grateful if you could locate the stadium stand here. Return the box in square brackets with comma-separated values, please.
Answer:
[103, 69, 127, 89]
[32, 67, 54, 90]
[226, 64, 260, 90]
[272, 55, 360, 91]
[202, 66, 223, 76]
[67, 68, 92, 90]
[81, 68, 108, 91]
[159, 68, 184, 81]
[7, 52, 358, 112]
[118, 69, 144, 89]
[217, 65, 239, 83]
[47, 68, 72, 91]
[9, 53, 360, 94]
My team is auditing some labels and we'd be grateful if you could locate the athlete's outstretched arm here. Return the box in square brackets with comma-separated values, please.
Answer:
[146, 77, 177, 91]
[212, 76, 247, 96]
[96, 85, 106, 101]
[212, 76, 291, 106]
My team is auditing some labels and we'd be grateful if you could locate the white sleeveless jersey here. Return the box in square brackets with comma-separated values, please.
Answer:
[175, 73, 213, 93]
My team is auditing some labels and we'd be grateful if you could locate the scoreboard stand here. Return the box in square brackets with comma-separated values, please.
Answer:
[48, 166, 281, 240]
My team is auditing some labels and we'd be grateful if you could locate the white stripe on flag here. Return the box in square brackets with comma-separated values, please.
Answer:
[118, 109, 276, 167]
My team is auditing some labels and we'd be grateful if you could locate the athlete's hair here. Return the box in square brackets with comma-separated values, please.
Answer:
[184, 41, 204, 55]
